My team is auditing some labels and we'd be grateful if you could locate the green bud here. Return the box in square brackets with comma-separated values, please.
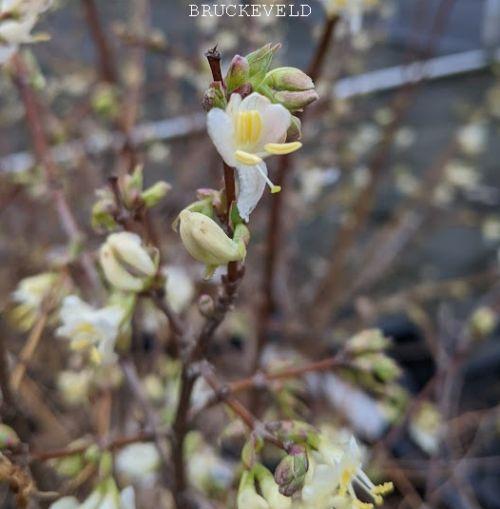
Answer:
[198, 294, 215, 318]
[225, 55, 250, 94]
[241, 435, 264, 469]
[91, 197, 117, 232]
[272, 89, 319, 112]
[202, 81, 227, 111]
[141, 181, 171, 208]
[346, 328, 391, 355]
[120, 165, 144, 208]
[263, 67, 315, 92]
[274, 445, 308, 496]
[270, 421, 320, 449]
[469, 306, 497, 339]
[0, 424, 19, 449]
[53, 454, 85, 478]
[91, 83, 119, 119]
[354, 353, 401, 383]
[246, 43, 281, 87]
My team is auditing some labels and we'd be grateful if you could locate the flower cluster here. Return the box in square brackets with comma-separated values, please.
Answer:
[238, 426, 393, 509]
[0, 0, 52, 64]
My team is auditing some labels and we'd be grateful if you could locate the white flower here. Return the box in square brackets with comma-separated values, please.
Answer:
[48, 497, 79, 509]
[0, 0, 52, 63]
[164, 266, 194, 313]
[100, 232, 158, 292]
[115, 443, 160, 483]
[300, 434, 393, 509]
[457, 122, 487, 155]
[56, 295, 124, 364]
[207, 92, 301, 220]
[81, 482, 135, 509]
[57, 369, 93, 405]
[10, 272, 59, 330]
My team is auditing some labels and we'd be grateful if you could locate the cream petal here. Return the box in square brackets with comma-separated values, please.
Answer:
[239, 92, 272, 114]
[108, 232, 156, 277]
[235, 162, 268, 221]
[207, 107, 237, 167]
[259, 103, 291, 147]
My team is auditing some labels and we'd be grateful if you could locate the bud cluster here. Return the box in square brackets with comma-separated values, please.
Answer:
[92, 165, 171, 233]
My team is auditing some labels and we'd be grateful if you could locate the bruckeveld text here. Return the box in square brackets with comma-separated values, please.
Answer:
[188, 3, 312, 17]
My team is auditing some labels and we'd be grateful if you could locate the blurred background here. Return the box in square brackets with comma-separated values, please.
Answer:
[1, 1, 499, 508]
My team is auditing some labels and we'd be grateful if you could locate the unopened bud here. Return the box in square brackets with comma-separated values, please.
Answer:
[263, 67, 315, 92]
[246, 43, 281, 86]
[141, 181, 171, 208]
[178, 209, 249, 279]
[0, 424, 19, 449]
[274, 446, 308, 497]
[91, 83, 119, 119]
[225, 55, 250, 94]
[198, 294, 215, 318]
[203, 81, 227, 111]
[91, 197, 117, 232]
[120, 165, 144, 208]
[469, 306, 497, 339]
[272, 89, 319, 112]
[354, 353, 401, 383]
[100, 232, 159, 292]
[346, 328, 391, 355]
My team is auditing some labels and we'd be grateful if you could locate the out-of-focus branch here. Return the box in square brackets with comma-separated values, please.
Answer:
[254, 14, 340, 387]
[81, 0, 118, 83]
[311, 0, 457, 328]
[10, 54, 102, 293]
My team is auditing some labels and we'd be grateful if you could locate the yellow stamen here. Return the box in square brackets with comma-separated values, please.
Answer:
[372, 482, 394, 495]
[90, 347, 102, 364]
[271, 185, 281, 194]
[339, 469, 353, 497]
[235, 110, 262, 146]
[70, 338, 92, 351]
[264, 142, 302, 155]
[235, 150, 263, 166]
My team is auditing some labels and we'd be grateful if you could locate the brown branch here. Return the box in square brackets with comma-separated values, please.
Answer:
[10, 54, 102, 294]
[80, 0, 118, 83]
[310, 0, 457, 328]
[170, 48, 245, 509]
[189, 353, 346, 420]
[254, 14, 340, 388]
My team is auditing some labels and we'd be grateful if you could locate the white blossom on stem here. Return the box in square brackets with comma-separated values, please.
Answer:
[207, 92, 301, 220]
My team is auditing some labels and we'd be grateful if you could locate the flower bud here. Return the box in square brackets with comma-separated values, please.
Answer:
[346, 328, 391, 355]
[141, 181, 171, 208]
[274, 446, 309, 497]
[203, 81, 227, 111]
[469, 306, 497, 339]
[272, 89, 319, 112]
[259, 67, 318, 112]
[198, 294, 215, 317]
[91, 196, 117, 232]
[225, 55, 250, 94]
[263, 67, 315, 93]
[0, 424, 19, 449]
[178, 209, 249, 279]
[246, 43, 281, 86]
[100, 232, 159, 292]
[353, 353, 401, 383]
[254, 464, 292, 509]
[119, 165, 143, 209]
[237, 470, 269, 509]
